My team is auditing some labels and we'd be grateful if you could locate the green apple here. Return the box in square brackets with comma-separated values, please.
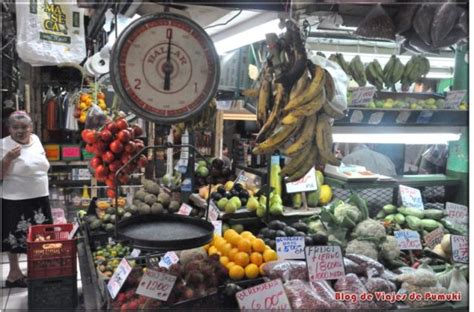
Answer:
[217, 198, 229, 211]
[246, 196, 259, 212]
[224, 201, 237, 214]
[230, 196, 242, 209]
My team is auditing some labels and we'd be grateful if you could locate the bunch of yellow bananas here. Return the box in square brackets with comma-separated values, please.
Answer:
[252, 62, 344, 182]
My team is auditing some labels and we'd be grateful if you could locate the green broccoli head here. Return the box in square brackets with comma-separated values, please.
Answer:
[334, 203, 360, 223]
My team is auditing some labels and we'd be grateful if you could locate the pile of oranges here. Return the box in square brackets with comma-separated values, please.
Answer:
[204, 229, 278, 280]
[74, 90, 108, 123]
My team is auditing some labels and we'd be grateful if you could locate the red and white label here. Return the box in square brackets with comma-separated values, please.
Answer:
[177, 203, 193, 216]
[235, 279, 290, 310]
[286, 168, 317, 194]
[446, 202, 468, 228]
[136, 269, 177, 301]
[306, 245, 345, 281]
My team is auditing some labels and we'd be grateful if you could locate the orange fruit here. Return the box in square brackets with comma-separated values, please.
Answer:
[224, 229, 238, 241]
[245, 264, 259, 279]
[229, 234, 242, 246]
[234, 252, 249, 267]
[214, 239, 227, 250]
[259, 263, 266, 276]
[250, 252, 263, 266]
[220, 256, 230, 266]
[208, 246, 219, 256]
[97, 92, 105, 100]
[229, 265, 245, 280]
[226, 262, 236, 270]
[251, 238, 266, 253]
[263, 249, 278, 262]
[228, 248, 239, 261]
[241, 231, 255, 240]
[237, 239, 251, 253]
[203, 244, 210, 251]
[80, 93, 90, 102]
[221, 243, 232, 256]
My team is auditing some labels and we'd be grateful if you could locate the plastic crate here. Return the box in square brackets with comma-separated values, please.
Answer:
[27, 224, 77, 279]
[28, 275, 78, 310]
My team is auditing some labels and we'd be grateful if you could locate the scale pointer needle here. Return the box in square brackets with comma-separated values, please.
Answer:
[164, 29, 173, 91]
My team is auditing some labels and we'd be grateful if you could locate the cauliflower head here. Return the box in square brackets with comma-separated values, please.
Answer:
[334, 203, 360, 223]
[352, 219, 386, 240]
[346, 239, 378, 259]
[381, 235, 401, 261]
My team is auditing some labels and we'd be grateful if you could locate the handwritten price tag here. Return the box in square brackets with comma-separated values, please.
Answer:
[451, 235, 468, 263]
[350, 86, 376, 107]
[235, 279, 290, 310]
[107, 258, 132, 299]
[276, 236, 305, 260]
[424, 227, 444, 249]
[208, 201, 220, 221]
[68, 221, 80, 240]
[177, 203, 193, 216]
[159, 252, 179, 269]
[211, 220, 222, 236]
[399, 185, 424, 210]
[136, 269, 177, 301]
[445, 90, 466, 109]
[394, 230, 422, 250]
[446, 202, 468, 227]
[306, 245, 345, 281]
[286, 167, 317, 194]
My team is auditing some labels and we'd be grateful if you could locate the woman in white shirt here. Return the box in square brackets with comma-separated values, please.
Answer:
[1, 111, 52, 287]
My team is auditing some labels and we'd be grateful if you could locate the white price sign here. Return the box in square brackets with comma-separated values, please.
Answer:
[451, 235, 469, 263]
[394, 230, 422, 250]
[208, 201, 220, 221]
[285, 167, 317, 194]
[130, 248, 141, 258]
[399, 185, 424, 210]
[424, 227, 444, 249]
[306, 245, 345, 281]
[107, 258, 132, 299]
[211, 220, 222, 236]
[159, 252, 179, 269]
[276, 236, 305, 260]
[446, 202, 468, 227]
[136, 269, 177, 301]
[444, 90, 466, 109]
[350, 86, 376, 107]
[68, 221, 80, 240]
[177, 203, 193, 216]
[235, 279, 290, 310]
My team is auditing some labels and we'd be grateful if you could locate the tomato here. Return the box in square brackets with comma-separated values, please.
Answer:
[107, 188, 116, 198]
[117, 129, 131, 143]
[120, 153, 132, 165]
[106, 121, 119, 134]
[82, 129, 97, 144]
[90, 156, 102, 169]
[109, 160, 122, 173]
[102, 151, 115, 164]
[137, 154, 148, 168]
[132, 125, 143, 137]
[118, 173, 129, 184]
[109, 140, 124, 154]
[105, 178, 116, 188]
[94, 140, 107, 156]
[95, 174, 106, 183]
[85, 143, 95, 153]
[115, 118, 128, 130]
[127, 127, 136, 140]
[100, 129, 113, 142]
[134, 139, 145, 151]
[124, 142, 136, 154]
[97, 92, 106, 100]
[95, 164, 109, 177]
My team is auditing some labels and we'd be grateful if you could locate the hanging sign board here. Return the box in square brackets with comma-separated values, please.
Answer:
[399, 185, 424, 210]
[305, 245, 345, 281]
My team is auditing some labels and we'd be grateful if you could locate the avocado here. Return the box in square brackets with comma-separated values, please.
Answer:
[234, 183, 244, 192]
[211, 192, 223, 201]
[275, 230, 286, 237]
[292, 222, 309, 233]
[230, 189, 240, 197]
[305, 236, 314, 246]
[311, 233, 328, 245]
[210, 167, 221, 178]
[294, 231, 306, 237]
[268, 240, 276, 250]
[263, 238, 272, 246]
[239, 190, 249, 198]
[268, 220, 281, 230]
[266, 229, 277, 239]
[217, 185, 226, 195]
[224, 191, 232, 199]
[212, 158, 224, 170]
[222, 167, 231, 178]
[240, 197, 248, 206]
[106, 207, 115, 215]
[283, 226, 297, 236]
[260, 228, 270, 237]
[257, 234, 265, 239]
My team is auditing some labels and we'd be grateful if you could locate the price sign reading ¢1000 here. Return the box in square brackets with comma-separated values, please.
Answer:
[136, 269, 177, 301]
[305, 246, 345, 281]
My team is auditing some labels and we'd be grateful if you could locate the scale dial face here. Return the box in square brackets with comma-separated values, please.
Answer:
[111, 13, 220, 124]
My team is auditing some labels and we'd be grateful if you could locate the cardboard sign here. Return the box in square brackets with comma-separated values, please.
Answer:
[276, 236, 305, 260]
[286, 167, 317, 194]
[424, 227, 444, 249]
[208, 201, 220, 221]
[159, 252, 179, 269]
[136, 269, 177, 302]
[130, 248, 141, 258]
[211, 220, 222, 236]
[306, 245, 345, 281]
[68, 221, 80, 240]
[394, 230, 422, 250]
[350, 86, 376, 107]
[177, 203, 193, 216]
[399, 185, 424, 210]
[107, 258, 132, 299]
[446, 202, 468, 227]
[445, 90, 467, 109]
[451, 235, 468, 264]
[235, 279, 290, 310]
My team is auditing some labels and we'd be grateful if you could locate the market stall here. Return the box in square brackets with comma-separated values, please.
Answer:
[2, 1, 469, 311]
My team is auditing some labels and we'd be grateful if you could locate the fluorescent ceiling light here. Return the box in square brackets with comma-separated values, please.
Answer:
[332, 133, 461, 145]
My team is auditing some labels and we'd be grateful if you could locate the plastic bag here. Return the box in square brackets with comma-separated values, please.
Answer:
[85, 104, 108, 130]
[261, 260, 308, 282]
[310, 54, 348, 112]
[15, 1, 86, 66]
[354, 4, 395, 40]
